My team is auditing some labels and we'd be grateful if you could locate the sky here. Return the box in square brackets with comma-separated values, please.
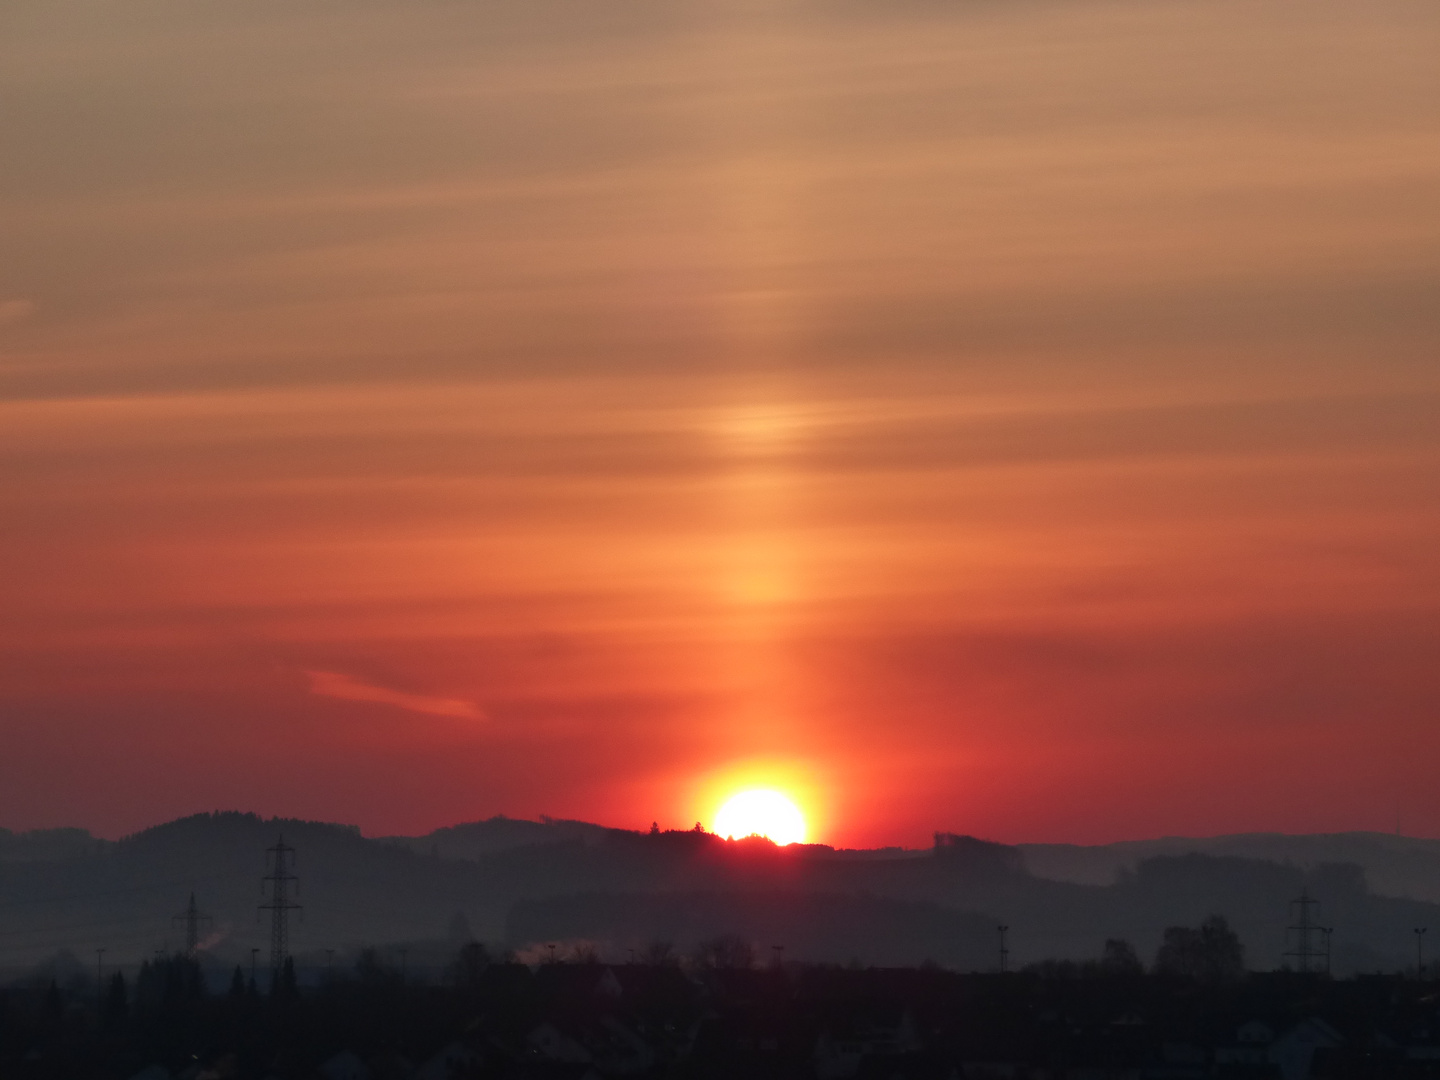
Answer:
[1, 0, 1438, 847]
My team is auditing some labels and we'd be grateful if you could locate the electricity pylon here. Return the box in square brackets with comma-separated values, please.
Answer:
[172, 892, 213, 960]
[259, 836, 302, 979]
[1284, 890, 1322, 973]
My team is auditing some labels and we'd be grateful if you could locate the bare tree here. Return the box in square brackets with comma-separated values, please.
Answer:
[1101, 938, 1143, 976]
[640, 940, 677, 966]
[694, 934, 755, 970]
[1154, 915, 1245, 983]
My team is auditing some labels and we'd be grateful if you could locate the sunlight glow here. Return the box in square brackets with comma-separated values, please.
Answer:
[713, 789, 807, 845]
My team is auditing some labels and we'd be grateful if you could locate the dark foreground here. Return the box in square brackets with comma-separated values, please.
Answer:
[5, 957, 1440, 1080]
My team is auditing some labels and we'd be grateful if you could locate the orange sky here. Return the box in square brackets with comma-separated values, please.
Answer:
[1, 0, 1438, 845]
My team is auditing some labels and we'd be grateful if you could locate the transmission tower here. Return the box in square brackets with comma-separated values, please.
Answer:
[259, 835, 302, 979]
[1284, 889, 1322, 973]
[172, 892, 213, 960]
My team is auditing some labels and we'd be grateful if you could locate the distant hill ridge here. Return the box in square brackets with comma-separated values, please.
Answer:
[3, 812, 1439, 976]
[6, 814, 1440, 908]
[1020, 831, 1440, 903]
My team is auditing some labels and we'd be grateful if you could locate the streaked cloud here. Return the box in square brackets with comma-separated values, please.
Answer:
[306, 671, 485, 722]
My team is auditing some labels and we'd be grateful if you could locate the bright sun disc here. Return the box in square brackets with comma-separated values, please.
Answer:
[713, 789, 807, 845]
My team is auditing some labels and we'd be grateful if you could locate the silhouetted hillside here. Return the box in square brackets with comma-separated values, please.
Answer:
[0, 826, 108, 862]
[1021, 831, 1440, 904]
[378, 814, 618, 860]
[2, 813, 1437, 980]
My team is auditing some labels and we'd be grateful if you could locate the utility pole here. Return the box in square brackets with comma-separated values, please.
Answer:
[96, 948, 106, 1011]
[1285, 890, 1322, 973]
[1416, 928, 1427, 979]
[998, 925, 1010, 974]
[172, 892, 213, 961]
[259, 835, 302, 983]
[1320, 928, 1334, 976]
[250, 948, 260, 989]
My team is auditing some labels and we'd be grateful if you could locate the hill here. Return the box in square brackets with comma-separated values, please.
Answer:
[0, 814, 1436, 981]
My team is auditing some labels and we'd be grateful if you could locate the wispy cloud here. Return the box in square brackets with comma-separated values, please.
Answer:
[305, 670, 485, 721]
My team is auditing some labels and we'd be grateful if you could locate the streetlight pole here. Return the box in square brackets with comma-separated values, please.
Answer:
[998, 926, 1010, 974]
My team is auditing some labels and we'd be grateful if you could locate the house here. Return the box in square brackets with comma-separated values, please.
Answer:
[815, 1006, 923, 1079]
[1269, 1018, 1342, 1080]
[1215, 1021, 1277, 1069]
[528, 1022, 592, 1064]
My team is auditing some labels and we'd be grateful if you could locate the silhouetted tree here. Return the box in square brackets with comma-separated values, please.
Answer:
[1024, 958, 1086, 979]
[448, 941, 490, 990]
[641, 940, 677, 966]
[135, 956, 202, 1010]
[694, 934, 754, 970]
[447, 910, 474, 946]
[39, 980, 63, 1036]
[355, 947, 394, 987]
[571, 942, 600, 964]
[105, 971, 127, 1021]
[168, 955, 203, 1002]
[1101, 938, 1143, 976]
[134, 960, 155, 1011]
[229, 965, 246, 998]
[1154, 915, 1245, 983]
[272, 956, 298, 999]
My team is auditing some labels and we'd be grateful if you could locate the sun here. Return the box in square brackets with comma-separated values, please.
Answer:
[713, 789, 807, 846]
